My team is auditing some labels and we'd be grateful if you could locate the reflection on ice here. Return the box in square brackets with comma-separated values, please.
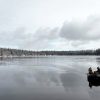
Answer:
[0, 56, 100, 100]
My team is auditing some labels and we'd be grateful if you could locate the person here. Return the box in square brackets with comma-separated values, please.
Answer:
[88, 67, 93, 74]
[97, 67, 100, 73]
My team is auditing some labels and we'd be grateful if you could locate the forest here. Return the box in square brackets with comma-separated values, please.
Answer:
[0, 48, 100, 57]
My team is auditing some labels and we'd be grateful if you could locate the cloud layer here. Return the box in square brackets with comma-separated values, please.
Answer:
[0, 16, 100, 50]
[60, 16, 100, 41]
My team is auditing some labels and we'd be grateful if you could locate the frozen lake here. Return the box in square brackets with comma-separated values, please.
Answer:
[0, 56, 100, 100]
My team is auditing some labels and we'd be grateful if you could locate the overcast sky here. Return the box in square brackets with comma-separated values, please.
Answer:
[0, 0, 100, 50]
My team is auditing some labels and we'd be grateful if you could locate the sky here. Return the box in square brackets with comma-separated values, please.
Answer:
[0, 0, 100, 50]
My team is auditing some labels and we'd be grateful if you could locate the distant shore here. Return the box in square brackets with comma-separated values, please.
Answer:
[0, 48, 100, 57]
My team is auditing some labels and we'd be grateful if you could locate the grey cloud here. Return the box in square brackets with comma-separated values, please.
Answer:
[60, 16, 100, 41]
[0, 27, 60, 50]
[0, 27, 29, 48]
[1, 16, 100, 50]
[34, 27, 59, 40]
[20, 28, 60, 50]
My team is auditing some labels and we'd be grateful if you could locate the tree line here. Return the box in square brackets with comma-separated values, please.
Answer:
[0, 48, 100, 57]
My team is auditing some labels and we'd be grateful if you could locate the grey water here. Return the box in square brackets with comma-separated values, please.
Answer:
[0, 56, 100, 100]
